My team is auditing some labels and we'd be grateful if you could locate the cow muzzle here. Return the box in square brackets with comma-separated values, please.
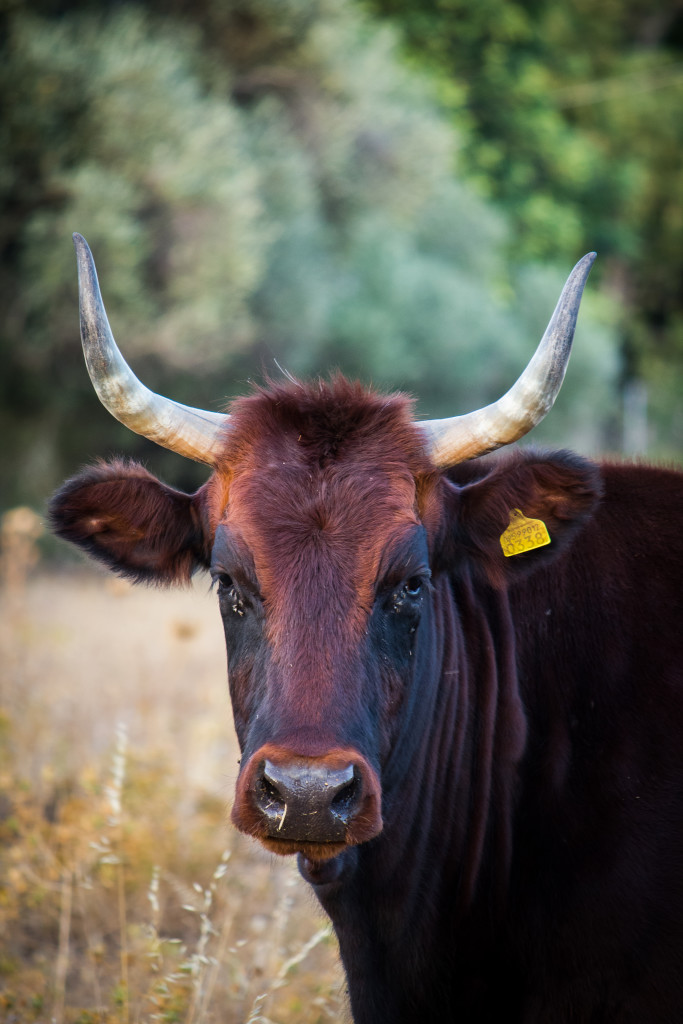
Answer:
[232, 744, 382, 858]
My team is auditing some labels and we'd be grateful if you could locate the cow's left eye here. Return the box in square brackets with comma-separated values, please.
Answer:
[390, 575, 426, 614]
[403, 577, 423, 598]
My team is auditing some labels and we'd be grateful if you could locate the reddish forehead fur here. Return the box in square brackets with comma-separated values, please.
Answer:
[205, 376, 438, 530]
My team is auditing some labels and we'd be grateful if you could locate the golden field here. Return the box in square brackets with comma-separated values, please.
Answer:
[0, 514, 346, 1023]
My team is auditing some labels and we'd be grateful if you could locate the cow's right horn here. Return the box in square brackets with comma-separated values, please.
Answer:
[73, 233, 228, 466]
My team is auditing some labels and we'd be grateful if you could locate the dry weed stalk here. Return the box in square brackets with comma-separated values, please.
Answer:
[74, 868, 105, 1015]
[52, 868, 73, 1024]
[141, 849, 232, 1024]
[112, 723, 130, 1024]
[92, 721, 131, 1023]
[136, 864, 165, 1022]
[244, 922, 334, 1024]
[185, 849, 232, 1024]
[242, 861, 335, 1024]
[194, 891, 238, 1021]
[176, 850, 232, 1024]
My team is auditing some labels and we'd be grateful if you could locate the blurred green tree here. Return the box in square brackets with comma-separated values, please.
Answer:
[1, 0, 619, 509]
[367, 0, 683, 459]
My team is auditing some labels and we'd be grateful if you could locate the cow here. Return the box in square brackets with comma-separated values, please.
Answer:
[50, 234, 683, 1023]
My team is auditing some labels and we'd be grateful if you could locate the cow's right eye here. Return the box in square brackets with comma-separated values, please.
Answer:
[215, 574, 247, 618]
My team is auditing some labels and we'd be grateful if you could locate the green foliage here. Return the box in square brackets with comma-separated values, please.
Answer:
[368, 0, 683, 455]
[1, 0, 621, 509]
[2, 8, 265, 358]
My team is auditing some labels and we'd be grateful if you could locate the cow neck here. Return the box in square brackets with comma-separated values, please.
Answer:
[374, 569, 527, 928]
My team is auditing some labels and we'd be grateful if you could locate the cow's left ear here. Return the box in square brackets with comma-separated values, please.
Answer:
[49, 459, 212, 585]
[436, 451, 603, 588]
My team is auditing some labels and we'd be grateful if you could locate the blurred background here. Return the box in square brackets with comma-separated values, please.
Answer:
[1, 1, 682, 1020]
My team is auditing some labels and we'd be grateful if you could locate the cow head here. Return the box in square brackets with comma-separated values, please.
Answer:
[50, 235, 599, 865]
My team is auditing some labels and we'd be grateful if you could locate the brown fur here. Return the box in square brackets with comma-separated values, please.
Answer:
[49, 460, 211, 585]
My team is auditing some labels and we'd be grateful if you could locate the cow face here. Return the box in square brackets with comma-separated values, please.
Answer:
[50, 377, 600, 865]
[208, 381, 438, 859]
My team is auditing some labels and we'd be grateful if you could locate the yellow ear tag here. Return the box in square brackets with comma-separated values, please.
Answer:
[500, 509, 551, 558]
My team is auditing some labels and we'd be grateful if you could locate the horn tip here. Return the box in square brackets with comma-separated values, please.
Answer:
[569, 251, 597, 286]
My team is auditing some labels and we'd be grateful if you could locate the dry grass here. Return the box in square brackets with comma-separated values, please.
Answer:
[0, 515, 346, 1023]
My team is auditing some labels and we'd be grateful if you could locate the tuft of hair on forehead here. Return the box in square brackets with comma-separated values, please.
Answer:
[217, 374, 434, 476]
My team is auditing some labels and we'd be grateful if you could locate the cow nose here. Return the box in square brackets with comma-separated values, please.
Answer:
[255, 758, 360, 842]
[232, 745, 383, 849]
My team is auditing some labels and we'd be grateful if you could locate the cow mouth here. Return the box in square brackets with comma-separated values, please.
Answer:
[258, 836, 350, 860]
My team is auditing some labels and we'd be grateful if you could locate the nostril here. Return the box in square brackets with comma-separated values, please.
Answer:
[262, 766, 280, 797]
[257, 764, 285, 811]
[330, 770, 361, 822]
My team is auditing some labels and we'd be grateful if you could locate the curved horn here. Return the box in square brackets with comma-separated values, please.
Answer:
[418, 252, 597, 468]
[73, 233, 228, 466]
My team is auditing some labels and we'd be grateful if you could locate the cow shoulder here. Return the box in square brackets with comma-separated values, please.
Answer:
[48, 459, 211, 585]
[436, 449, 603, 587]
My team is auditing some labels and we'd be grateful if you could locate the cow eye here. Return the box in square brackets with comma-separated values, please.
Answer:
[213, 573, 247, 617]
[389, 575, 426, 614]
[403, 577, 423, 598]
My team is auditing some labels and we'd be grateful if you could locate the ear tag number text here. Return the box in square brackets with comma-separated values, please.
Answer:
[500, 508, 551, 558]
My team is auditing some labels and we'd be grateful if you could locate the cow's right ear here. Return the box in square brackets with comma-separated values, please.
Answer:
[48, 460, 211, 585]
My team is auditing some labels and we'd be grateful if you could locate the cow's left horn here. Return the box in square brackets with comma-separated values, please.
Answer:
[73, 233, 228, 466]
[418, 252, 596, 468]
